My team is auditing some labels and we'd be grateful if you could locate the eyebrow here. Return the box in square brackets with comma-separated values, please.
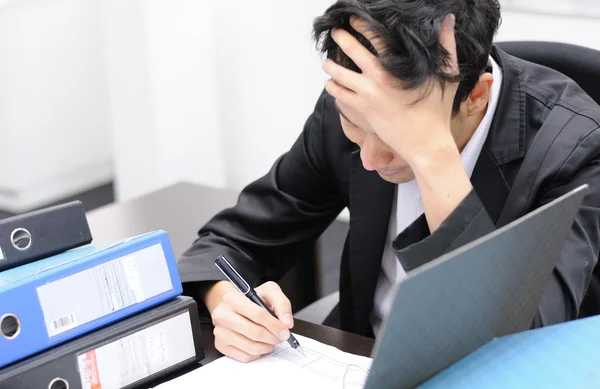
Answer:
[334, 101, 356, 126]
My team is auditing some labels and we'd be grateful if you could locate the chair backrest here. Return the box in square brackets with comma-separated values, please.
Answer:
[496, 41, 600, 106]
[497, 41, 600, 318]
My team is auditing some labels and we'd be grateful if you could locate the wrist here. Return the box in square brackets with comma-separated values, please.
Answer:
[409, 141, 473, 232]
[401, 128, 457, 168]
[408, 134, 462, 174]
[413, 147, 471, 193]
[204, 280, 237, 314]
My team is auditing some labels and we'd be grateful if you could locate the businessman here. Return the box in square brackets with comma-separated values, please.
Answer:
[179, 0, 600, 363]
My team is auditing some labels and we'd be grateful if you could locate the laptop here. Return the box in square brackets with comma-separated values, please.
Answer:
[363, 184, 589, 389]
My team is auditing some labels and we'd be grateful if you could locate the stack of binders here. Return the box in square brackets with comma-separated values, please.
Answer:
[0, 201, 204, 389]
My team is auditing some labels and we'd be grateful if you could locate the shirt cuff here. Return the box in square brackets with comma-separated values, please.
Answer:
[392, 189, 496, 272]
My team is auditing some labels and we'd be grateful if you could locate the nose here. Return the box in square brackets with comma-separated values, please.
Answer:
[359, 136, 390, 172]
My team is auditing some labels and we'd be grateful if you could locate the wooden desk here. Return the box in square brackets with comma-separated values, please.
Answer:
[86, 182, 240, 257]
[86, 182, 374, 385]
[87, 182, 317, 312]
[199, 320, 374, 365]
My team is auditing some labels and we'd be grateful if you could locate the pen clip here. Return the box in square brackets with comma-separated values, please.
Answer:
[215, 255, 251, 294]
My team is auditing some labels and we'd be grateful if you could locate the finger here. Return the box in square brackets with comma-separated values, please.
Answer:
[214, 327, 275, 357]
[323, 59, 373, 97]
[325, 79, 362, 111]
[224, 291, 291, 342]
[214, 338, 261, 363]
[256, 282, 294, 328]
[330, 28, 378, 74]
[349, 16, 387, 55]
[439, 14, 459, 76]
[211, 304, 281, 345]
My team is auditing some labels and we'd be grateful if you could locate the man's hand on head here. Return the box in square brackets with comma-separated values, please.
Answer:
[322, 14, 460, 167]
[323, 14, 473, 232]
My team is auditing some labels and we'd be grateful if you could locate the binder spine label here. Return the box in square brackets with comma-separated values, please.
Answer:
[77, 311, 196, 389]
[37, 243, 173, 337]
[0, 246, 5, 261]
[80, 350, 102, 389]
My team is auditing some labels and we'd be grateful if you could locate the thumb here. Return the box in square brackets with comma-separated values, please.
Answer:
[256, 282, 294, 329]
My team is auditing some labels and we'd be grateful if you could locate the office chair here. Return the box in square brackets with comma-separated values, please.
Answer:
[497, 41, 600, 318]
[496, 41, 600, 107]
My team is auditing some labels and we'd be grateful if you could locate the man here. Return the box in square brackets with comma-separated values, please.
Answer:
[178, 0, 600, 363]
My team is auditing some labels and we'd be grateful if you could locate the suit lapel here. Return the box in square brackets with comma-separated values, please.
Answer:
[347, 150, 395, 335]
[471, 46, 528, 223]
[470, 147, 511, 223]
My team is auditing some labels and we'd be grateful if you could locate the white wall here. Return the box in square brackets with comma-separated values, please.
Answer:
[212, 1, 333, 190]
[101, 0, 226, 202]
[0, 0, 112, 213]
[496, 9, 600, 50]
[500, 0, 600, 20]
[102, 0, 334, 202]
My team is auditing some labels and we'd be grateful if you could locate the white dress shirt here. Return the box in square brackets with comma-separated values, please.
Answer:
[370, 57, 504, 336]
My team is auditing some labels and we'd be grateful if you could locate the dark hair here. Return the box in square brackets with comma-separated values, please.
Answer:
[313, 0, 501, 115]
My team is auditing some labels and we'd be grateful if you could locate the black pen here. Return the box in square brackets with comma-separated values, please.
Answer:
[215, 255, 306, 357]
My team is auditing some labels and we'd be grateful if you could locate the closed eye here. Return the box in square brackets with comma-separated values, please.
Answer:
[341, 124, 363, 153]
[335, 101, 357, 127]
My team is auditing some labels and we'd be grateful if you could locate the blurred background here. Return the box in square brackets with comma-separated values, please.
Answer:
[0, 0, 598, 219]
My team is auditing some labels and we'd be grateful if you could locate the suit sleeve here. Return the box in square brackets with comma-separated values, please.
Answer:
[178, 91, 345, 293]
[392, 189, 496, 272]
[392, 133, 600, 328]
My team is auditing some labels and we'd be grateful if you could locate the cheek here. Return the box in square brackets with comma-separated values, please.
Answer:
[341, 122, 364, 146]
[389, 153, 407, 168]
[377, 142, 407, 168]
[368, 137, 403, 166]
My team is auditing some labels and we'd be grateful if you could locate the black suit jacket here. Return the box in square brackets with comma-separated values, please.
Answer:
[178, 46, 600, 337]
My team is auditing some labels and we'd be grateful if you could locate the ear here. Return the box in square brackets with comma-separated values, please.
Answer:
[465, 73, 494, 117]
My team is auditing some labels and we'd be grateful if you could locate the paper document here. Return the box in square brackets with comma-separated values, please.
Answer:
[154, 334, 372, 389]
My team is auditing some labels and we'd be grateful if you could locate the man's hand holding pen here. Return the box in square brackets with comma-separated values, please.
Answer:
[204, 275, 296, 362]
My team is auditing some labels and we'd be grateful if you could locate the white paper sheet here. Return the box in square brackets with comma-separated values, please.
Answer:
[154, 334, 372, 389]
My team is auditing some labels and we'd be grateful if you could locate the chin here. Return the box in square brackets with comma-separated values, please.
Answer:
[378, 169, 416, 184]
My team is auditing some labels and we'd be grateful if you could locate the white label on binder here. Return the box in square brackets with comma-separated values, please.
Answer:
[0, 247, 4, 261]
[77, 311, 195, 389]
[122, 255, 145, 303]
[37, 243, 173, 337]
